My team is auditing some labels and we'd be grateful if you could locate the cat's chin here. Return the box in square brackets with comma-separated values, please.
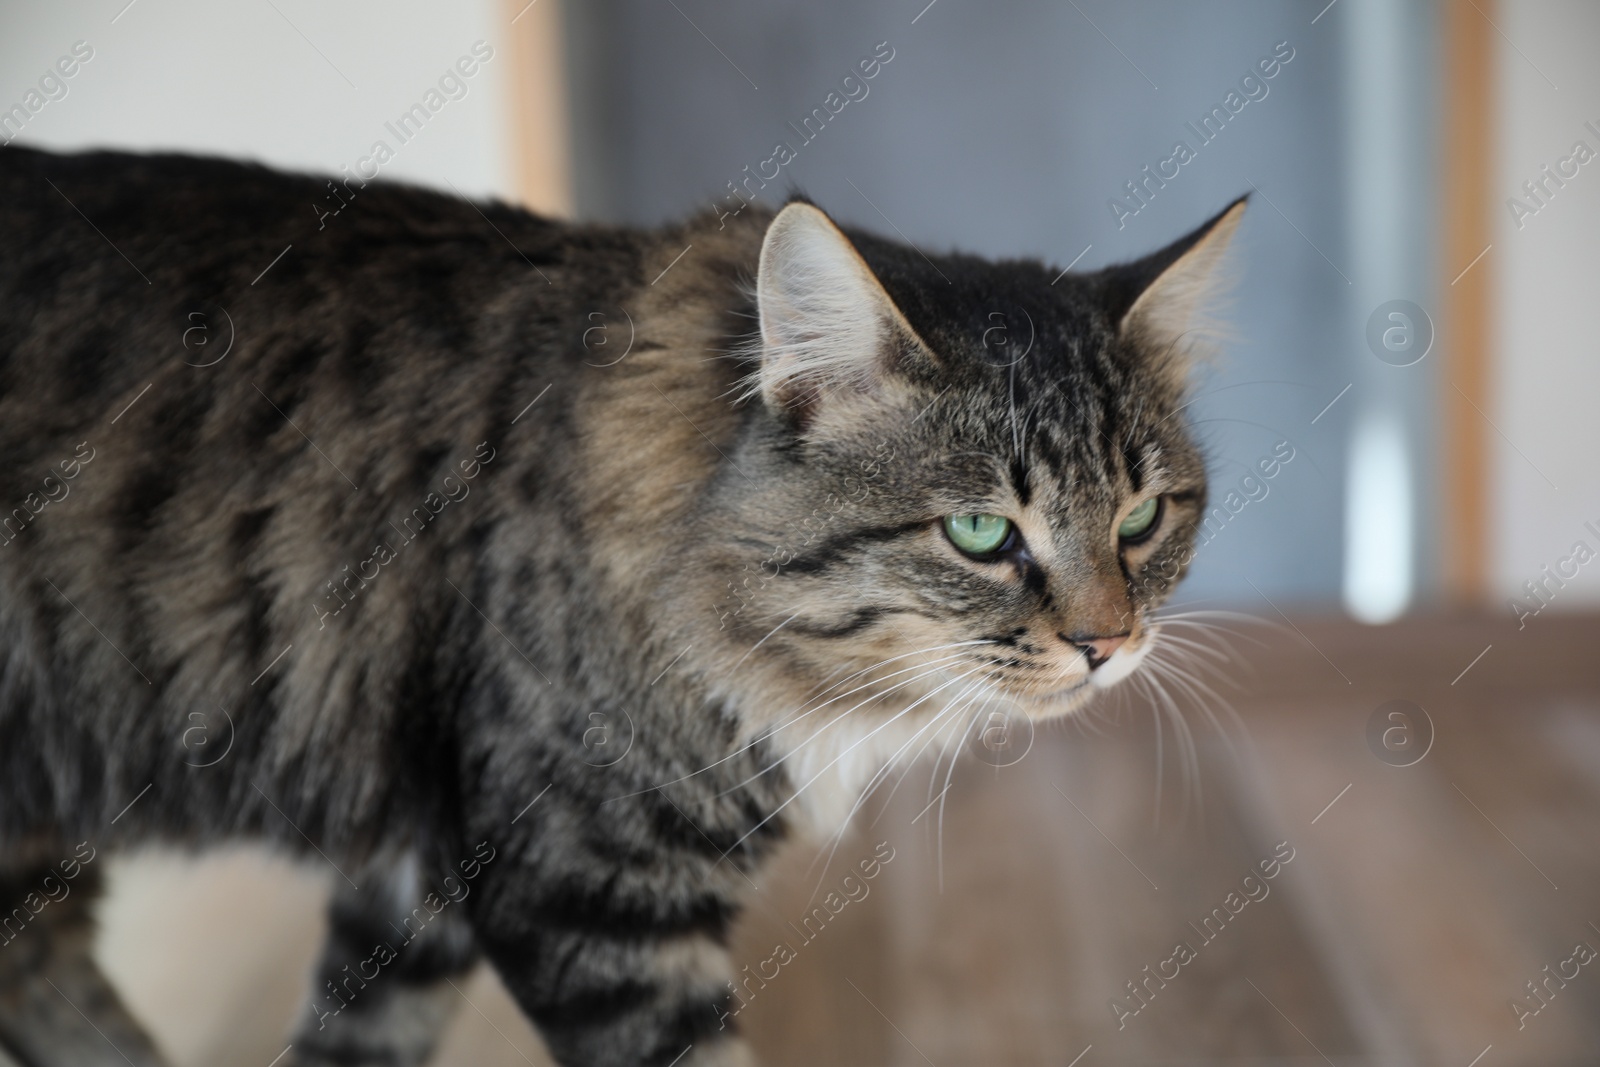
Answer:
[1012, 681, 1095, 719]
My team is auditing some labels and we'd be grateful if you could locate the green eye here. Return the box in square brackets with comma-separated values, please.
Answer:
[943, 514, 1014, 557]
[1118, 497, 1161, 541]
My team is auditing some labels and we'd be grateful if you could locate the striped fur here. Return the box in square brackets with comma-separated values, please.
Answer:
[0, 146, 1239, 1065]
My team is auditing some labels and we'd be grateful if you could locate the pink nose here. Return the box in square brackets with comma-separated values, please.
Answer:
[1065, 633, 1129, 669]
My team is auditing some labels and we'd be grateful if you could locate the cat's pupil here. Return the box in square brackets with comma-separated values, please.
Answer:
[1118, 497, 1161, 540]
[943, 513, 1013, 556]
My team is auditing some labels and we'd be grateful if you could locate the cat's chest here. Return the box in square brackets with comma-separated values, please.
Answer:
[774, 707, 957, 838]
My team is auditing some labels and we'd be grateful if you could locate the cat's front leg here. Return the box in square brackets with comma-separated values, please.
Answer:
[284, 854, 480, 1067]
[480, 921, 757, 1067]
[464, 786, 769, 1067]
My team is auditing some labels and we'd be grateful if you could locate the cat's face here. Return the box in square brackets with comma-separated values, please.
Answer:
[709, 199, 1242, 724]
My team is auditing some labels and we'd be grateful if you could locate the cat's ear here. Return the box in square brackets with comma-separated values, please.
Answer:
[1103, 196, 1247, 376]
[754, 202, 916, 424]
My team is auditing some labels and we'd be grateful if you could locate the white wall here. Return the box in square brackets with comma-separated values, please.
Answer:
[0, 0, 515, 200]
[1492, 1, 1600, 612]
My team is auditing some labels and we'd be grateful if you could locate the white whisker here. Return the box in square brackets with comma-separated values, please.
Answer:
[871, 682, 990, 828]
[722, 667, 988, 856]
[607, 643, 988, 803]
[934, 690, 1000, 891]
[799, 679, 985, 899]
[715, 657, 974, 799]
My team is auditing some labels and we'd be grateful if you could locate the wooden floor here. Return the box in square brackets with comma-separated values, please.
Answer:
[96, 611, 1600, 1066]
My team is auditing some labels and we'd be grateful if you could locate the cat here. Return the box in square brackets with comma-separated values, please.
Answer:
[0, 144, 1241, 1067]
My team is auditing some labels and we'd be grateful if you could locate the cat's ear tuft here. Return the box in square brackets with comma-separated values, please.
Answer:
[753, 202, 909, 424]
[1104, 196, 1247, 379]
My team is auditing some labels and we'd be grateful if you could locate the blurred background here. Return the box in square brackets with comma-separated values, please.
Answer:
[2, 1, 1598, 1064]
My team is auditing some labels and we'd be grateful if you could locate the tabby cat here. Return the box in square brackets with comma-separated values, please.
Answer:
[0, 145, 1242, 1067]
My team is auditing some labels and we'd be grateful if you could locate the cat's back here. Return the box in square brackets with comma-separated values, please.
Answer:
[0, 145, 319, 244]
[0, 144, 583, 336]
[0, 147, 666, 842]
[0, 147, 641, 466]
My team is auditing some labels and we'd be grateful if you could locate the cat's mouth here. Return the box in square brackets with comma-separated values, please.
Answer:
[1086, 634, 1152, 688]
[996, 632, 1154, 711]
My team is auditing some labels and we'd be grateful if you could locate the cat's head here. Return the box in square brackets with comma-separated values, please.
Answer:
[705, 197, 1243, 723]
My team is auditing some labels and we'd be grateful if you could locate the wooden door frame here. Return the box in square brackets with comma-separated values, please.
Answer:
[1440, 0, 1495, 603]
